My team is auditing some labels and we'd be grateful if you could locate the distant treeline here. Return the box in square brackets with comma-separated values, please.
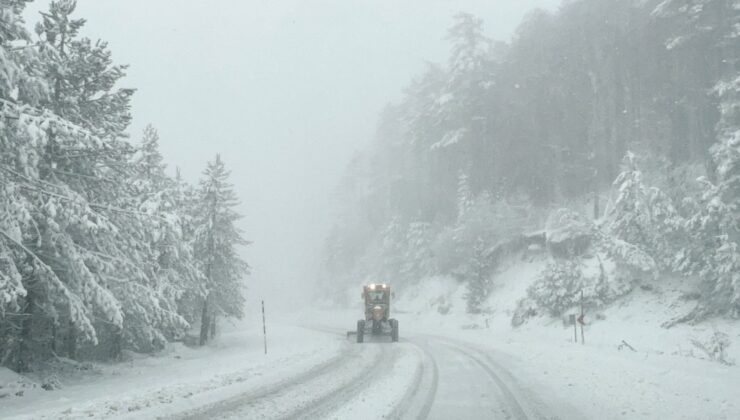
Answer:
[324, 1, 739, 319]
[0, 1, 248, 372]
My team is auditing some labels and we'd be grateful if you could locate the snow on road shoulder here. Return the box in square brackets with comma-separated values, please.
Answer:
[385, 270, 740, 420]
[2, 321, 344, 420]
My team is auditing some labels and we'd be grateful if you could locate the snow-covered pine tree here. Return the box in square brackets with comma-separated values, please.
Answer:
[1, 0, 194, 362]
[527, 259, 583, 317]
[193, 155, 249, 345]
[456, 169, 473, 218]
[171, 167, 205, 324]
[0, 1, 120, 367]
[136, 125, 166, 182]
[607, 151, 683, 272]
[712, 75, 739, 240]
[0, 0, 38, 326]
[678, 73, 740, 319]
[36, 0, 133, 139]
[27, 1, 133, 358]
[400, 221, 436, 283]
[379, 217, 406, 281]
[437, 13, 494, 192]
[120, 125, 203, 351]
[652, 0, 739, 54]
[463, 237, 493, 314]
[609, 151, 651, 245]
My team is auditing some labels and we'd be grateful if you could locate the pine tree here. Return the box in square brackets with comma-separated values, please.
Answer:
[36, 0, 133, 138]
[609, 152, 651, 245]
[712, 75, 740, 236]
[434, 12, 494, 190]
[608, 151, 684, 271]
[401, 221, 435, 282]
[193, 155, 249, 345]
[652, 0, 739, 54]
[135, 125, 166, 182]
[1, 1, 192, 363]
[117, 125, 204, 351]
[456, 169, 473, 218]
[678, 75, 740, 318]
[463, 237, 493, 314]
[171, 167, 205, 324]
[527, 260, 583, 317]
[0, 0, 258, 368]
[379, 217, 406, 281]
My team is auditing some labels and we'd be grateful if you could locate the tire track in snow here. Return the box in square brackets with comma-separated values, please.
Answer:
[166, 341, 362, 420]
[277, 342, 398, 420]
[306, 325, 441, 420]
[168, 327, 395, 420]
[300, 325, 440, 420]
[441, 342, 531, 419]
[387, 339, 439, 420]
[433, 337, 581, 420]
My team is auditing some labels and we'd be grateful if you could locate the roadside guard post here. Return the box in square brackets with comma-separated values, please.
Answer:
[569, 314, 577, 343]
[579, 290, 585, 345]
[262, 300, 267, 355]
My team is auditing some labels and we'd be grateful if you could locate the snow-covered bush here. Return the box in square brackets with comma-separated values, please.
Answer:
[526, 260, 585, 317]
[595, 231, 657, 283]
[519, 253, 631, 324]
[691, 331, 734, 366]
[511, 297, 537, 327]
[545, 208, 593, 258]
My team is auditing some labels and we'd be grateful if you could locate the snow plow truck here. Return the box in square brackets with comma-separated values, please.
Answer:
[356, 283, 398, 343]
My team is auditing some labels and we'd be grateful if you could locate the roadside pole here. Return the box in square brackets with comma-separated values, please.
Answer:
[569, 314, 577, 343]
[579, 290, 585, 345]
[262, 300, 267, 355]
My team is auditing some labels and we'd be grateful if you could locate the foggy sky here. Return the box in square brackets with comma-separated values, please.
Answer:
[24, 0, 561, 312]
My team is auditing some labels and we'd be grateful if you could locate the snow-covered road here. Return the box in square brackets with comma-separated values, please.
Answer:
[421, 337, 546, 420]
[4, 309, 738, 420]
[161, 326, 582, 420]
[169, 332, 401, 419]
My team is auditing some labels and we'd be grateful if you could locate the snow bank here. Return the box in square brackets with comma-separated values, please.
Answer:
[390, 252, 740, 419]
[0, 367, 38, 399]
[1, 317, 345, 420]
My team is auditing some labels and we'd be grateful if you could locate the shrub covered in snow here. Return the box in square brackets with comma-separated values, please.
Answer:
[526, 260, 585, 317]
[545, 209, 593, 258]
[691, 331, 735, 366]
[517, 253, 633, 324]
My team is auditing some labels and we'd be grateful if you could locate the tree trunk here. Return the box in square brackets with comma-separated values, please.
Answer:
[209, 315, 216, 340]
[50, 322, 57, 354]
[16, 294, 33, 372]
[111, 325, 122, 361]
[199, 297, 210, 346]
[65, 319, 77, 360]
[593, 186, 600, 220]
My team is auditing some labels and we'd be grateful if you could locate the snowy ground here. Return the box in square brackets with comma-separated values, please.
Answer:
[387, 256, 740, 420]
[3, 260, 740, 419]
[1, 320, 346, 420]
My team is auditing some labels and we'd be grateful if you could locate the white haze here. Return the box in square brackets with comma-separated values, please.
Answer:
[24, 0, 561, 312]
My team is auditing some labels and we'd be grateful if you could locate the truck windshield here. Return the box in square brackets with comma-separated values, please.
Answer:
[367, 291, 386, 302]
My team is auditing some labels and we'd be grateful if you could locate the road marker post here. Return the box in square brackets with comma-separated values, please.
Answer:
[579, 290, 585, 345]
[262, 300, 267, 355]
[569, 314, 577, 343]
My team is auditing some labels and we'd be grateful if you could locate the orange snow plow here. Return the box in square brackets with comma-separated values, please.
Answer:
[353, 283, 398, 343]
